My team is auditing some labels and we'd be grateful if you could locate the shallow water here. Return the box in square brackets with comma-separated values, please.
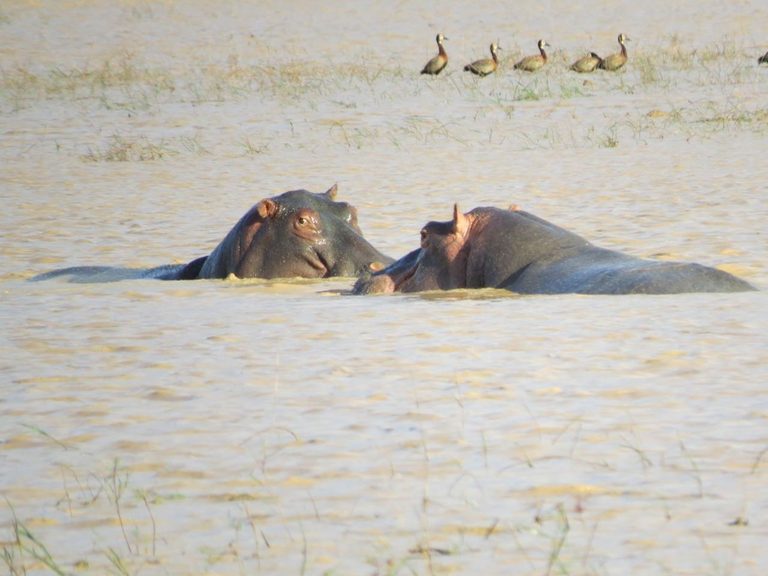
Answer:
[2, 1, 768, 575]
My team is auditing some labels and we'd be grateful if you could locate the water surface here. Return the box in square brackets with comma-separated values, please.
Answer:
[2, 1, 767, 574]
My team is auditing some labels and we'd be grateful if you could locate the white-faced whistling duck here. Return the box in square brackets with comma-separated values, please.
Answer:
[571, 52, 602, 73]
[514, 39, 550, 72]
[421, 33, 448, 75]
[599, 34, 630, 71]
[759, 51, 768, 65]
[464, 43, 501, 77]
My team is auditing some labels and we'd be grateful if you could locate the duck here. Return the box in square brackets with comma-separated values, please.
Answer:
[599, 34, 630, 71]
[464, 43, 502, 77]
[514, 39, 549, 72]
[759, 51, 768, 64]
[570, 52, 602, 73]
[421, 33, 448, 75]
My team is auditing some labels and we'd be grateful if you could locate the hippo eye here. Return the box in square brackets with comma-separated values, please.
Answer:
[420, 228, 428, 246]
[294, 210, 320, 235]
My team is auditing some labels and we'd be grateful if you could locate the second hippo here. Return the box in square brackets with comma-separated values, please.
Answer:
[353, 204, 755, 295]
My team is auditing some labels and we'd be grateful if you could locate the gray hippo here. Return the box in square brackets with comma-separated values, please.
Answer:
[353, 204, 755, 295]
[34, 185, 392, 282]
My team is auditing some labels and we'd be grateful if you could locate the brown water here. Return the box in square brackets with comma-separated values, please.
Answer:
[2, 1, 768, 574]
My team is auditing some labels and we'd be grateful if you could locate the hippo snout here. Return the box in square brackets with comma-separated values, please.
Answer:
[352, 273, 397, 295]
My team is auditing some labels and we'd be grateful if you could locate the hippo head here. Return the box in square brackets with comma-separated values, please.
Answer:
[196, 185, 392, 279]
[354, 204, 476, 294]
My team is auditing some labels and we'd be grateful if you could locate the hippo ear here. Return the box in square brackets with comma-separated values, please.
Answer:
[368, 261, 386, 272]
[508, 203, 522, 211]
[236, 201, 274, 255]
[256, 199, 278, 219]
[452, 203, 470, 237]
[324, 183, 338, 200]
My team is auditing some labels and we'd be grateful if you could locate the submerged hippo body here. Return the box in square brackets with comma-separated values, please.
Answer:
[353, 205, 755, 295]
[33, 185, 392, 283]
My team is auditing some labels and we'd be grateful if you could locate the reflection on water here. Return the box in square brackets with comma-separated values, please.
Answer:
[2, 1, 768, 574]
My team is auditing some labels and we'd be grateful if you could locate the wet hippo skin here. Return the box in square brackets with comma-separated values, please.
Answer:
[353, 204, 755, 295]
[33, 185, 392, 283]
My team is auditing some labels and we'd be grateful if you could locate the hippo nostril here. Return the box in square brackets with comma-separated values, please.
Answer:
[299, 247, 330, 277]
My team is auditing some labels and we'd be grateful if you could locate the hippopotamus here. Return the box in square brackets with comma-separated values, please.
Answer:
[353, 204, 755, 295]
[33, 185, 392, 282]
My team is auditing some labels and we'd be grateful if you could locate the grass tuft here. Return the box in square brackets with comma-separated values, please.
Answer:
[82, 135, 174, 162]
[2, 501, 67, 576]
[80, 133, 209, 162]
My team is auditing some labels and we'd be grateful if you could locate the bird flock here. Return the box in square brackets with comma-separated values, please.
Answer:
[422, 33, 768, 77]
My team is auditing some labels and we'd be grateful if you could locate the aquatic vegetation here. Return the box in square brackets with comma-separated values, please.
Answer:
[3, 509, 67, 575]
[2, 458, 156, 575]
[82, 134, 175, 162]
[0, 36, 764, 161]
[633, 55, 664, 86]
[694, 103, 768, 130]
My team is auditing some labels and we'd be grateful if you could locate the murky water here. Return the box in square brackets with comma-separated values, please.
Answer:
[2, 1, 767, 574]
